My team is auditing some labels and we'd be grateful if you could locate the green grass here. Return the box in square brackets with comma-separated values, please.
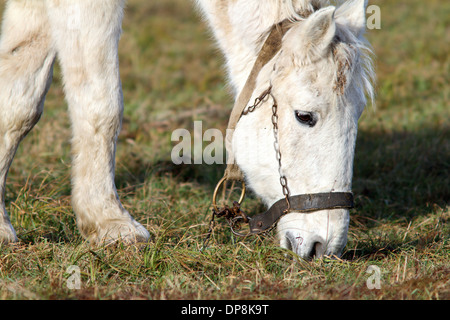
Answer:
[0, 0, 449, 300]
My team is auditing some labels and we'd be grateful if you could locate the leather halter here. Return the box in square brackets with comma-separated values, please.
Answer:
[248, 192, 354, 234]
[224, 20, 292, 181]
[211, 19, 354, 237]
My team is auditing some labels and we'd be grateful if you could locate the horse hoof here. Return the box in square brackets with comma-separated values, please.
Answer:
[85, 220, 150, 246]
[0, 225, 18, 245]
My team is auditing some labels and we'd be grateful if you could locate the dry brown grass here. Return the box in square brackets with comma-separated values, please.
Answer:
[0, 0, 448, 300]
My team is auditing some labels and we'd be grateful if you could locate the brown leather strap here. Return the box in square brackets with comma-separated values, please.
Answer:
[248, 192, 354, 234]
[224, 20, 292, 181]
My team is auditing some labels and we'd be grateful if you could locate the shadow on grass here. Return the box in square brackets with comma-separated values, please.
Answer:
[115, 156, 226, 191]
[345, 125, 449, 259]
[352, 126, 449, 220]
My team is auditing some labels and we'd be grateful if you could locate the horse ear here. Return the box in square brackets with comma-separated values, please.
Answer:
[278, 6, 336, 66]
[335, 0, 368, 38]
[298, 6, 336, 59]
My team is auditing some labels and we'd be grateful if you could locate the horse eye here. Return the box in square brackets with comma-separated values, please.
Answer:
[295, 111, 316, 127]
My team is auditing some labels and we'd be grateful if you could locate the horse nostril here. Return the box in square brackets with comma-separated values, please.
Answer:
[309, 242, 324, 259]
[285, 231, 302, 252]
[284, 232, 325, 259]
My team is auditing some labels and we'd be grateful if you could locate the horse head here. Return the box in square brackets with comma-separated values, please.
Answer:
[232, 1, 375, 259]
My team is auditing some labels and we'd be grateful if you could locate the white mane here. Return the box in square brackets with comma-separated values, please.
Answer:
[334, 1, 376, 108]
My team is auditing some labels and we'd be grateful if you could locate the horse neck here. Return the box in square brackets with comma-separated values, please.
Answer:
[197, 1, 288, 96]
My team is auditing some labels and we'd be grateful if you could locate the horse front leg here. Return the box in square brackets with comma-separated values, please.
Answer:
[0, 0, 55, 244]
[47, 0, 150, 245]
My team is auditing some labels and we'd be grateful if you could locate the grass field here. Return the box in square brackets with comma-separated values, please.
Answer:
[0, 0, 448, 300]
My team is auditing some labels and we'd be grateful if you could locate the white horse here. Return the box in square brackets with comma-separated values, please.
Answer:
[0, 0, 374, 260]
[196, 0, 375, 259]
[0, 0, 149, 244]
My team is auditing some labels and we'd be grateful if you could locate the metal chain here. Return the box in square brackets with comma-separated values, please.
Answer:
[270, 95, 292, 213]
[241, 86, 292, 212]
[241, 86, 272, 115]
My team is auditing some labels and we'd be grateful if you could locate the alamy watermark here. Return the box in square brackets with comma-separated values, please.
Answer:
[67, 4, 82, 30]
[171, 121, 225, 165]
[66, 265, 81, 290]
[64, 264, 382, 290]
[170, 121, 275, 166]
[366, 265, 382, 289]
[367, 5, 381, 30]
